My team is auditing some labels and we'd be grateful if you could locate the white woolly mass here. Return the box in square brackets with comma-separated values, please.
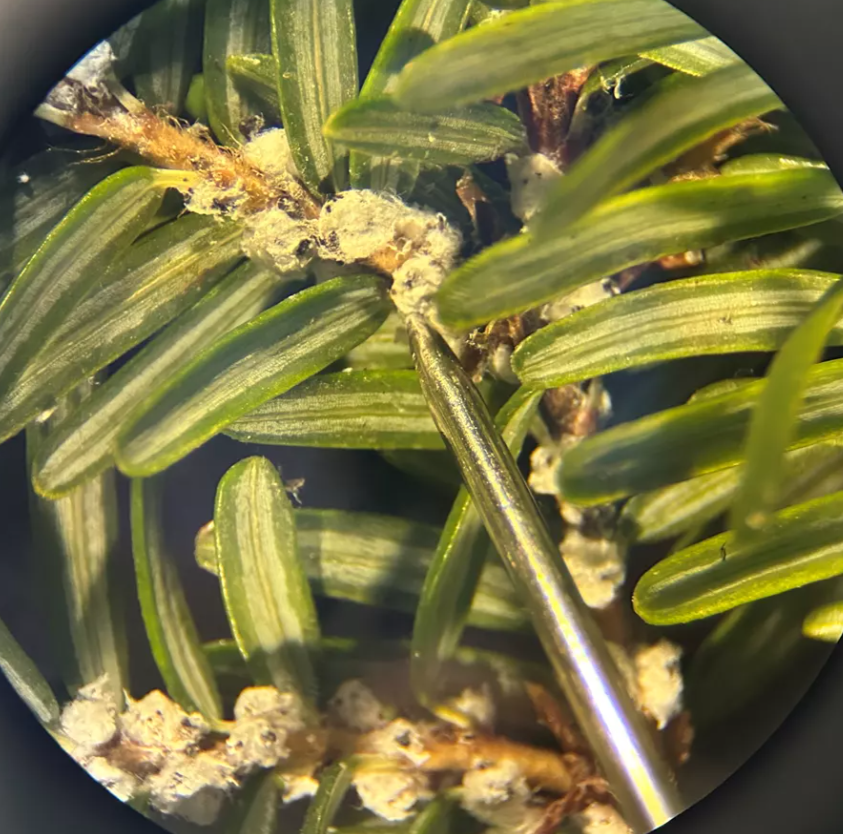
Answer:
[329, 679, 389, 733]
[390, 257, 437, 319]
[561, 802, 633, 834]
[353, 768, 432, 822]
[226, 686, 307, 774]
[561, 529, 626, 610]
[608, 641, 684, 731]
[225, 716, 292, 773]
[185, 178, 249, 218]
[119, 690, 210, 756]
[366, 718, 430, 767]
[318, 190, 411, 263]
[505, 152, 563, 223]
[62, 685, 310, 826]
[391, 260, 467, 358]
[442, 685, 496, 730]
[316, 190, 462, 338]
[461, 760, 545, 833]
[241, 129, 299, 184]
[490, 342, 519, 384]
[147, 750, 238, 826]
[632, 640, 684, 730]
[318, 188, 460, 264]
[240, 208, 316, 275]
[184, 180, 464, 349]
[181, 131, 299, 223]
[528, 445, 563, 497]
[60, 697, 118, 756]
[239, 188, 464, 322]
[462, 759, 530, 807]
[232, 685, 305, 726]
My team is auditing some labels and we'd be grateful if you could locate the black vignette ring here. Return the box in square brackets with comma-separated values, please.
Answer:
[0, 1, 841, 834]
[0, 7, 165, 834]
[656, 7, 843, 834]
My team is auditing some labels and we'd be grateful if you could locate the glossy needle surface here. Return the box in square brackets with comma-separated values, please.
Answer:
[406, 315, 683, 833]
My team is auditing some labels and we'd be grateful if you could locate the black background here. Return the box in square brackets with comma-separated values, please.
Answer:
[0, 0, 842, 832]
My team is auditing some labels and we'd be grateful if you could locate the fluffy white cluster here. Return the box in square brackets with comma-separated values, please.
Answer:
[353, 768, 434, 822]
[609, 640, 685, 730]
[185, 177, 250, 218]
[365, 717, 430, 768]
[561, 529, 626, 611]
[317, 191, 463, 344]
[328, 678, 390, 733]
[185, 130, 301, 220]
[526, 382, 621, 611]
[527, 383, 613, 498]
[463, 759, 633, 834]
[328, 680, 433, 821]
[505, 152, 563, 224]
[440, 684, 497, 730]
[461, 760, 546, 834]
[240, 207, 315, 275]
[240, 129, 299, 185]
[236, 162, 465, 348]
[528, 445, 564, 497]
[59, 679, 308, 826]
[559, 802, 633, 834]
[224, 686, 306, 772]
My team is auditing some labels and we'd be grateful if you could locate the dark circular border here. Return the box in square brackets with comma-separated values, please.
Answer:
[0, 0, 842, 832]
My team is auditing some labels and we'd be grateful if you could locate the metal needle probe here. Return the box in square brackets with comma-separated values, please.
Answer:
[406, 316, 684, 834]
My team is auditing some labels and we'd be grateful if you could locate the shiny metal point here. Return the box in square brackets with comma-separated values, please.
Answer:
[406, 316, 684, 833]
